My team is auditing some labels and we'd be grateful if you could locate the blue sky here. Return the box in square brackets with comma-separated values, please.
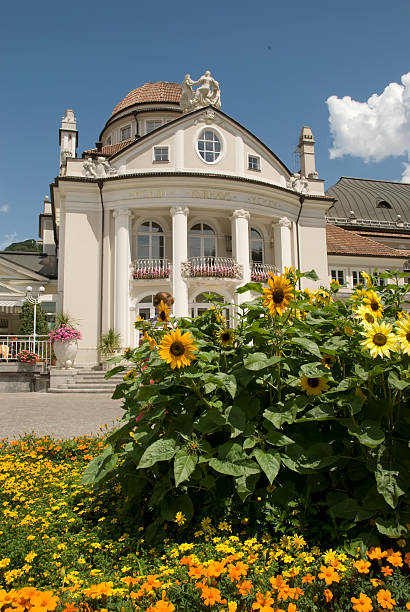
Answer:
[1, 0, 409, 248]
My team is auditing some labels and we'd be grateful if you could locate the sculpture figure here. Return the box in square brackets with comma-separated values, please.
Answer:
[97, 157, 117, 177]
[287, 172, 309, 195]
[180, 70, 221, 112]
[83, 157, 97, 178]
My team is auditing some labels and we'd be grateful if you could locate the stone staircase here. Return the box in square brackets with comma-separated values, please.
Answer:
[48, 367, 125, 394]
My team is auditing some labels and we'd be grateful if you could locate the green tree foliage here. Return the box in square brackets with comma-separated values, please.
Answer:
[19, 301, 50, 335]
[4, 239, 41, 252]
[84, 270, 410, 547]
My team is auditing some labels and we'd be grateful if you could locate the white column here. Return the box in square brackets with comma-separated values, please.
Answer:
[170, 206, 189, 317]
[231, 209, 251, 304]
[113, 208, 132, 347]
[273, 216, 293, 273]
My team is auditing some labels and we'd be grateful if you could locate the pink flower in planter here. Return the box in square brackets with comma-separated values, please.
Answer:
[48, 325, 82, 343]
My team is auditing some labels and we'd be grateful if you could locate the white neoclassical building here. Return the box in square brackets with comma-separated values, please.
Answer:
[51, 74, 336, 364]
[3, 72, 406, 365]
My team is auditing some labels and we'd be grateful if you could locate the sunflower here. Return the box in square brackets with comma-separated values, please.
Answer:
[123, 369, 137, 381]
[300, 376, 329, 395]
[143, 331, 157, 350]
[361, 321, 397, 358]
[321, 354, 335, 369]
[314, 289, 332, 305]
[158, 328, 197, 369]
[360, 271, 373, 288]
[217, 328, 235, 347]
[362, 290, 383, 318]
[353, 304, 377, 327]
[157, 300, 171, 324]
[263, 274, 294, 316]
[396, 317, 410, 355]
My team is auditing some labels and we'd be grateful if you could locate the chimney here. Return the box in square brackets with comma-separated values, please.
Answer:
[298, 126, 318, 179]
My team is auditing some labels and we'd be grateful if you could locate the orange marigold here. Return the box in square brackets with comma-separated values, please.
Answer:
[354, 560, 371, 573]
[367, 547, 387, 560]
[237, 580, 253, 596]
[351, 592, 373, 612]
[386, 551, 403, 567]
[381, 566, 393, 577]
[376, 590, 396, 610]
[318, 565, 340, 585]
[323, 589, 333, 603]
[252, 591, 275, 610]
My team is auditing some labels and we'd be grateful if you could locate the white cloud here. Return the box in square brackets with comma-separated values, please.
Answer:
[327, 72, 410, 182]
[0, 204, 9, 213]
[0, 232, 17, 250]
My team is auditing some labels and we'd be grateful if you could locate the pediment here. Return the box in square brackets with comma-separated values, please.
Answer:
[110, 107, 290, 189]
[0, 257, 47, 282]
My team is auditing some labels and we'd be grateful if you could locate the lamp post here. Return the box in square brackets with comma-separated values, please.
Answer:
[25, 286, 45, 353]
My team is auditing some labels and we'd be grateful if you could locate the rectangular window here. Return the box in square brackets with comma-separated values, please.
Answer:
[106, 136, 112, 146]
[331, 269, 344, 284]
[248, 155, 260, 171]
[154, 147, 169, 162]
[120, 126, 131, 141]
[352, 271, 360, 286]
[374, 272, 386, 287]
[146, 120, 162, 134]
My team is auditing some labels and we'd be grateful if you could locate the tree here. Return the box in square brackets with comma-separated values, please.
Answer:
[4, 239, 41, 253]
[19, 301, 50, 335]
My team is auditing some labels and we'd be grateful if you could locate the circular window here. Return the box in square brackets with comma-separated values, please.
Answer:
[197, 129, 222, 163]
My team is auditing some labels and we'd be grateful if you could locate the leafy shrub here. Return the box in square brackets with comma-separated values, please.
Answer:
[84, 270, 410, 547]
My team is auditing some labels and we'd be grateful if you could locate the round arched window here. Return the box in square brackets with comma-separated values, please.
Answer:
[250, 228, 263, 263]
[197, 129, 222, 163]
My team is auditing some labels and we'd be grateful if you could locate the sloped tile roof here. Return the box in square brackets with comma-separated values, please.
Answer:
[83, 139, 134, 157]
[326, 224, 409, 258]
[112, 82, 181, 116]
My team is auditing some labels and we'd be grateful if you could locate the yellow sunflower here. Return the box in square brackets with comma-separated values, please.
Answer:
[351, 288, 367, 301]
[360, 271, 373, 288]
[300, 376, 329, 395]
[314, 289, 333, 305]
[158, 328, 197, 369]
[362, 290, 383, 319]
[263, 274, 294, 316]
[157, 300, 171, 324]
[361, 321, 397, 358]
[123, 369, 137, 381]
[143, 332, 157, 350]
[217, 328, 235, 347]
[321, 354, 335, 369]
[396, 317, 410, 356]
[353, 304, 377, 327]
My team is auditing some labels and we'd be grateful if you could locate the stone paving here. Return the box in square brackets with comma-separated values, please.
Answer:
[0, 393, 124, 440]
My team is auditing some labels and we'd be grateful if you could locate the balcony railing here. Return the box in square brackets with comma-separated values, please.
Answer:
[182, 257, 242, 279]
[0, 335, 51, 369]
[132, 259, 171, 280]
[251, 262, 279, 282]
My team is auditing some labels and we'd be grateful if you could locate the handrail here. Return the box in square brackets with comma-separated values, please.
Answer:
[182, 257, 242, 279]
[250, 262, 279, 281]
[0, 335, 51, 370]
[132, 258, 171, 279]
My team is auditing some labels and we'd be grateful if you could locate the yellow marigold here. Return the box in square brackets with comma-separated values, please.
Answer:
[174, 512, 186, 526]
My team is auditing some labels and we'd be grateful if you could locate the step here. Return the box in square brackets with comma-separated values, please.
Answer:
[48, 387, 117, 394]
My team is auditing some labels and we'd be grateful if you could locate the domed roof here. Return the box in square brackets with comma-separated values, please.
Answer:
[111, 81, 181, 116]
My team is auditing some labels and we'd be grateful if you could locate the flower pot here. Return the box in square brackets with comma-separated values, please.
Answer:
[53, 340, 78, 368]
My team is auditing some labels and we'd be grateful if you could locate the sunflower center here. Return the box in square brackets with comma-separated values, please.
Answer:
[159, 311, 167, 321]
[406, 332, 410, 342]
[370, 301, 380, 312]
[170, 341, 185, 356]
[221, 332, 231, 341]
[307, 377, 319, 388]
[373, 333, 387, 346]
[365, 313, 375, 323]
[272, 289, 285, 304]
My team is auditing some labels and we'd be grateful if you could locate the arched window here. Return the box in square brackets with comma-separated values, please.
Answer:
[250, 228, 263, 263]
[376, 200, 392, 209]
[190, 292, 228, 321]
[137, 221, 164, 260]
[136, 294, 155, 320]
[189, 223, 216, 258]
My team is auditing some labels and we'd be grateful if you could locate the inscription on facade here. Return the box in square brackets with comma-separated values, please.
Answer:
[131, 188, 276, 208]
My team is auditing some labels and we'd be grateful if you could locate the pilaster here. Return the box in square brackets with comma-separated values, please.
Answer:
[273, 217, 293, 273]
[231, 209, 251, 304]
[113, 208, 132, 347]
[170, 206, 189, 317]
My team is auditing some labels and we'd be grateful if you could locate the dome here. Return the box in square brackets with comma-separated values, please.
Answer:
[111, 82, 181, 116]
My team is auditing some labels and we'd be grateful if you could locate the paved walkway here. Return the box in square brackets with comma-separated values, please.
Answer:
[0, 393, 124, 440]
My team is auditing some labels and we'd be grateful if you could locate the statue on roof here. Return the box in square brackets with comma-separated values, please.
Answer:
[180, 70, 221, 113]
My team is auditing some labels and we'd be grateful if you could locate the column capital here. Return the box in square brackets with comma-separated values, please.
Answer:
[113, 207, 132, 219]
[170, 206, 189, 217]
[275, 216, 291, 229]
[231, 208, 250, 221]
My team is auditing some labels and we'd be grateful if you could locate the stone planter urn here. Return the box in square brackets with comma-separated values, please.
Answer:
[53, 340, 78, 369]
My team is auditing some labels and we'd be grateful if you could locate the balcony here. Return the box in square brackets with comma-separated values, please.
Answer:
[132, 259, 171, 280]
[182, 257, 242, 279]
[250, 262, 279, 282]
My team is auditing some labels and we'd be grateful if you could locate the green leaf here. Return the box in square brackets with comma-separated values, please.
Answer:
[375, 464, 405, 509]
[81, 445, 118, 485]
[348, 422, 385, 448]
[226, 405, 246, 432]
[174, 449, 197, 487]
[388, 371, 410, 391]
[375, 517, 407, 538]
[236, 282, 263, 294]
[253, 448, 281, 484]
[104, 365, 125, 379]
[209, 458, 260, 478]
[138, 438, 177, 469]
[299, 362, 329, 378]
[329, 497, 360, 519]
[300, 269, 319, 281]
[243, 353, 281, 371]
[291, 338, 322, 359]
[203, 373, 237, 399]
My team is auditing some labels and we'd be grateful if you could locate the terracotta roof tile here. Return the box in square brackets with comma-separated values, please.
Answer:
[112, 82, 181, 115]
[83, 139, 134, 156]
[326, 224, 407, 258]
